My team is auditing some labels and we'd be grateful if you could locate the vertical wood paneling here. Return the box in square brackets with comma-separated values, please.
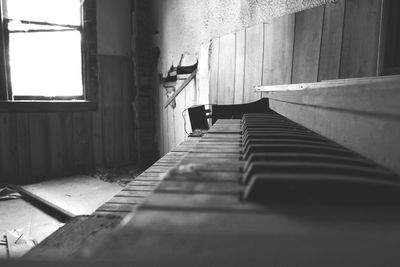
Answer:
[61, 113, 75, 173]
[185, 80, 197, 133]
[94, 55, 134, 169]
[318, 0, 345, 81]
[340, 0, 382, 78]
[243, 24, 264, 102]
[0, 114, 7, 181]
[157, 87, 164, 156]
[47, 113, 65, 176]
[0, 114, 18, 182]
[162, 91, 169, 155]
[8, 115, 18, 180]
[92, 110, 103, 167]
[101, 66, 116, 166]
[101, 56, 122, 166]
[167, 104, 175, 151]
[16, 113, 31, 182]
[174, 81, 186, 145]
[292, 6, 324, 83]
[92, 58, 104, 167]
[171, 106, 176, 149]
[29, 113, 49, 181]
[197, 43, 210, 105]
[121, 59, 134, 164]
[113, 63, 124, 166]
[217, 33, 236, 104]
[376, 0, 390, 76]
[234, 30, 246, 104]
[73, 112, 93, 171]
[262, 14, 295, 97]
[209, 38, 220, 104]
[155, 88, 160, 155]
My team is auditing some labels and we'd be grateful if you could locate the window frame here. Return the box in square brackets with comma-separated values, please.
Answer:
[0, 0, 98, 112]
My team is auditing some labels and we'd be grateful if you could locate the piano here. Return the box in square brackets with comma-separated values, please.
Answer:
[14, 80, 400, 266]
[75, 98, 400, 266]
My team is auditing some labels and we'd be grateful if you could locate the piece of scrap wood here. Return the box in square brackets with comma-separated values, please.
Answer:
[164, 69, 197, 108]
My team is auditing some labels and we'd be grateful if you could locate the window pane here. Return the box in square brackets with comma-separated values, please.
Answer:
[5, 0, 82, 26]
[9, 31, 83, 97]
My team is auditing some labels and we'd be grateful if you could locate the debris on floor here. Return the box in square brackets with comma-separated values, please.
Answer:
[4, 229, 37, 258]
[90, 165, 143, 186]
[0, 166, 143, 258]
[0, 198, 65, 258]
[0, 187, 21, 201]
[0, 234, 7, 258]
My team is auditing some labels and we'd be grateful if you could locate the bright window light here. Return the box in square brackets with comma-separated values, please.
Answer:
[6, 0, 81, 26]
[5, 0, 84, 98]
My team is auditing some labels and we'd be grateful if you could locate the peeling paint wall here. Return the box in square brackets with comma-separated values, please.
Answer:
[152, 0, 334, 70]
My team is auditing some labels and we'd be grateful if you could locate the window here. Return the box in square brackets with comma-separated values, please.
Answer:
[0, 0, 97, 108]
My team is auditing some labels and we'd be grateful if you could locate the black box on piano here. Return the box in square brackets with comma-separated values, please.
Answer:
[188, 105, 209, 131]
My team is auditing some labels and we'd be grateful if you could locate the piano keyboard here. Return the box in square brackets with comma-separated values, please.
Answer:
[94, 138, 201, 216]
[85, 113, 400, 264]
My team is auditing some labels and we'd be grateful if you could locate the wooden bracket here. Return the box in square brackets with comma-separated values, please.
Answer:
[164, 69, 197, 108]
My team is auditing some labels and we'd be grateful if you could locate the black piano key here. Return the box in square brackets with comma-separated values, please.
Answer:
[242, 132, 327, 145]
[243, 173, 400, 205]
[242, 122, 300, 129]
[242, 152, 377, 173]
[242, 138, 339, 151]
[241, 143, 353, 161]
[242, 130, 319, 143]
[241, 161, 395, 184]
[242, 128, 315, 135]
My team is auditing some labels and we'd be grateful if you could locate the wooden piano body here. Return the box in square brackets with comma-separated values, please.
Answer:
[83, 75, 400, 265]
[82, 113, 400, 266]
[5, 76, 400, 266]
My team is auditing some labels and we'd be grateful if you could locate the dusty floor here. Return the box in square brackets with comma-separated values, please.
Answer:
[0, 198, 65, 258]
[0, 165, 142, 258]
[89, 165, 142, 186]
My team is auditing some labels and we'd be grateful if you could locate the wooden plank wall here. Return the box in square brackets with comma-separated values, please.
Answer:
[0, 1, 135, 184]
[210, 0, 384, 103]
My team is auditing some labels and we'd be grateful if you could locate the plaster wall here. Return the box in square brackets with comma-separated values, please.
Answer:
[152, 0, 334, 70]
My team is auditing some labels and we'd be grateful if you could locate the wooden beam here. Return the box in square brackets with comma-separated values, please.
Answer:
[255, 75, 400, 116]
[164, 69, 197, 108]
[255, 75, 400, 94]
